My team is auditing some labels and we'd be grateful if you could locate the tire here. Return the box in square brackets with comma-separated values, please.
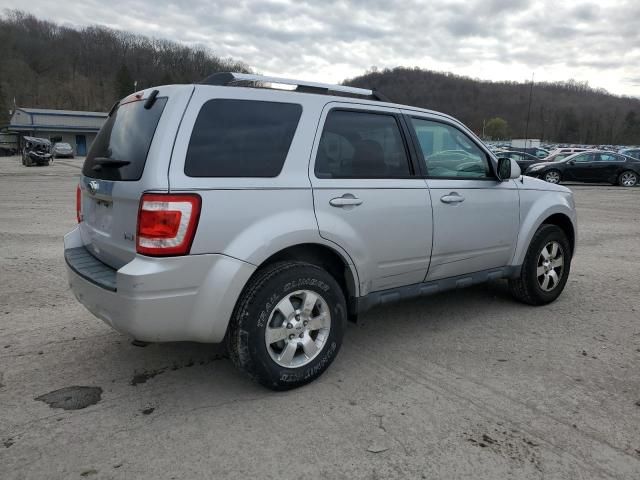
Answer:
[509, 224, 571, 306]
[543, 170, 561, 184]
[226, 261, 347, 390]
[618, 170, 638, 187]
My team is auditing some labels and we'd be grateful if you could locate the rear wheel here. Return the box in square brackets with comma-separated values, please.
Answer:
[226, 261, 347, 390]
[509, 224, 571, 305]
[618, 170, 638, 187]
[543, 170, 561, 184]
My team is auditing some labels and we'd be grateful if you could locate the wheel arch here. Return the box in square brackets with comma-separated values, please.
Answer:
[512, 194, 577, 266]
[542, 213, 575, 256]
[618, 168, 639, 186]
[251, 242, 360, 313]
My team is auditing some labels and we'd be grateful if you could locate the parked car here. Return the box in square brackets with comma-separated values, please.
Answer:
[0, 132, 19, 156]
[544, 151, 575, 163]
[495, 150, 541, 171]
[52, 142, 74, 158]
[64, 73, 577, 390]
[619, 148, 640, 160]
[548, 147, 588, 156]
[526, 151, 640, 186]
[507, 147, 550, 159]
[21, 136, 52, 166]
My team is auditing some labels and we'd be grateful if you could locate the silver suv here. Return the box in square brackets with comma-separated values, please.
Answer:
[65, 73, 577, 390]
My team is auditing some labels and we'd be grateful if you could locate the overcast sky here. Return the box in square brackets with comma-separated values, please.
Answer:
[3, 0, 639, 97]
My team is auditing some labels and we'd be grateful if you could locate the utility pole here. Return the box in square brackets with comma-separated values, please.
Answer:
[524, 73, 534, 148]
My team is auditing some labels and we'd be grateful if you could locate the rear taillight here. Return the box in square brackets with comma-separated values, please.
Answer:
[76, 184, 82, 223]
[136, 193, 201, 256]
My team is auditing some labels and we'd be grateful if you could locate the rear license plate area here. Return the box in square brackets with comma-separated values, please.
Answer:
[85, 198, 113, 233]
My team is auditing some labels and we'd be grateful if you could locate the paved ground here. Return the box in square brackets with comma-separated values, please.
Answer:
[0, 155, 639, 480]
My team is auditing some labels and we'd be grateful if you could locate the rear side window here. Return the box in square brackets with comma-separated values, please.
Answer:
[185, 99, 302, 177]
[315, 110, 411, 178]
[598, 153, 623, 162]
[573, 153, 595, 163]
[83, 98, 167, 181]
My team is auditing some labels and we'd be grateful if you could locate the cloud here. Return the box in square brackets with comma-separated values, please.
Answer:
[2, 0, 639, 96]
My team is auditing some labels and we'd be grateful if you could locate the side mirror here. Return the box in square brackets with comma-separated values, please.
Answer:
[497, 157, 521, 181]
[568, 160, 575, 165]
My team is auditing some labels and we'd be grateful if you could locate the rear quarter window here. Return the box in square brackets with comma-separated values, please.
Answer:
[184, 99, 302, 177]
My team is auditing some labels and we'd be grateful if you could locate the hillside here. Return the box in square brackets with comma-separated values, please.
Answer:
[1, 11, 639, 144]
[345, 68, 640, 144]
[0, 11, 247, 122]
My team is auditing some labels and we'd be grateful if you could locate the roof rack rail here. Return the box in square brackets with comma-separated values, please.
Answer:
[199, 72, 390, 102]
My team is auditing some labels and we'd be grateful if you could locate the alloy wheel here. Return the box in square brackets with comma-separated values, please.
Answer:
[536, 241, 564, 292]
[544, 171, 560, 184]
[620, 172, 637, 187]
[265, 290, 331, 368]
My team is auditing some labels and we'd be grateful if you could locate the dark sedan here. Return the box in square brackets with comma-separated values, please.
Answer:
[525, 151, 640, 187]
[495, 150, 541, 172]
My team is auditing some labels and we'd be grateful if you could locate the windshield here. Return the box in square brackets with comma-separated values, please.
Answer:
[82, 97, 167, 181]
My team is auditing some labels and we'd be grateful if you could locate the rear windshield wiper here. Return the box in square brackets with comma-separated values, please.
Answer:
[91, 157, 131, 170]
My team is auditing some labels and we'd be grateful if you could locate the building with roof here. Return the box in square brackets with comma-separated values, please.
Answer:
[8, 107, 107, 156]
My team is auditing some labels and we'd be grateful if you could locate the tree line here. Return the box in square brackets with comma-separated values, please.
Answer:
[1, 11, 639, 145]
[346, 67, 640, 145]
[0, 10, 247, 124]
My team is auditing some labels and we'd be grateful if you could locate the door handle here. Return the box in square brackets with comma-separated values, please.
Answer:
[329, 194, 363, 208]
[440, 192, 465, 204]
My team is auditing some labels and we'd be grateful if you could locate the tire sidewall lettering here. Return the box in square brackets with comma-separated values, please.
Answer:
[240, 265, 346, 389]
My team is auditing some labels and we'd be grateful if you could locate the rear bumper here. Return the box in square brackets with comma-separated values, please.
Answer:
[64, 227, 255, 343]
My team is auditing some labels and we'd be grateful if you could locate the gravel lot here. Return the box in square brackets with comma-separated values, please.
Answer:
[1, 155, 639, 479]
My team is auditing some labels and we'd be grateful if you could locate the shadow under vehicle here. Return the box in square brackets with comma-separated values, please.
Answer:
[22, 136, 53, 166]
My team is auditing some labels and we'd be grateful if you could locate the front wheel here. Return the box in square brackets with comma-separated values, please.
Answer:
[618, 170, 638, 187]
[543, 170, 561, 184]
[509, 224, 572, 305]
[226, 262, 347, 390]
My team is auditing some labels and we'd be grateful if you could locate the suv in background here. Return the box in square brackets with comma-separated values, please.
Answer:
[65, 73, 577, 390]
[549, 147, 588, 156]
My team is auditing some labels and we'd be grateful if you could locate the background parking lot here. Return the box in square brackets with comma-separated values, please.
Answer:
[1, 157, 639, 479]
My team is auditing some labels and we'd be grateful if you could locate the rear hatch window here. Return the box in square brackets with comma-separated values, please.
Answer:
[82, 97, 167, 181]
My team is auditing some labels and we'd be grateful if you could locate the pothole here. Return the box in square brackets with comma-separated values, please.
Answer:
[35, 386, 102, 410]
